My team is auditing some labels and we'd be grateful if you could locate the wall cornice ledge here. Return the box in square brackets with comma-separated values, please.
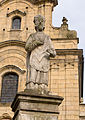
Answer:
[55, 49, 83, 56]
[52, 38, 79, 44]
[0, 0, 58, 7]
[0, 40, 25, 48]
[0, 65, 26, 74]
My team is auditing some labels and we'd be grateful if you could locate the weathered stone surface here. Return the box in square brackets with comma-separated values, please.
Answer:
[0, 0, 83, 120]
[0, 0, 58, 7]
[11, 90, 63, 120]
[15, 111, 58, 120]
[25, 15, 56, 92]
[0, 113, 11, 120]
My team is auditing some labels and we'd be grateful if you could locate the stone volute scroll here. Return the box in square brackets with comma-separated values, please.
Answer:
[25, 15, 56, 94]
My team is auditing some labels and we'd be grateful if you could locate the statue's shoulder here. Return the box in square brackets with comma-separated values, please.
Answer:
[44, 33, 50, 39]
[29, 33, 36, 37]
[27, 33, 36, 40]
[40, 32, 48, 37]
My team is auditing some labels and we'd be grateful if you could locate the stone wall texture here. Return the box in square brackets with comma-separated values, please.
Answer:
[0, 0, 84, 120]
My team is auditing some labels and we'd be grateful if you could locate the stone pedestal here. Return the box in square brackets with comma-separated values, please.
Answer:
[11, 89, 63, 120]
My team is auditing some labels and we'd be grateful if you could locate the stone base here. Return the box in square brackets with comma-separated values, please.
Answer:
[11, 89, 63, 120]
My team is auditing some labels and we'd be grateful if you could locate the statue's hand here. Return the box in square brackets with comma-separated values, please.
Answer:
[44, 52, 50, 58]
[46, 49, 56, 57]
[25, 40, 44, 53]
[35, 40, 44, 45]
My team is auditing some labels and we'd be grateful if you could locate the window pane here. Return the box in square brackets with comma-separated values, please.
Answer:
[1, 72, 18, 103]
[12, 17, 21, 29]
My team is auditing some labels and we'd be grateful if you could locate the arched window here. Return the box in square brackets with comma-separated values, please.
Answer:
[1, 72, 18, 103]
[12, 16, 21, 29]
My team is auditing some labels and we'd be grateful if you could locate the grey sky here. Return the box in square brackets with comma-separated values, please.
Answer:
[52, 0, 85, 102]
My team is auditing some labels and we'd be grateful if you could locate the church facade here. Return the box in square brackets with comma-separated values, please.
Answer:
[0, 0, 84, 120]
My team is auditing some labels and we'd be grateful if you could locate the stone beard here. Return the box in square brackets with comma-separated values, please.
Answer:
[25, 15, 56, 93]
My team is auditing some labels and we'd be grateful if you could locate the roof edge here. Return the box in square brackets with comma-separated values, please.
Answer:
[0, 0, 58, 7]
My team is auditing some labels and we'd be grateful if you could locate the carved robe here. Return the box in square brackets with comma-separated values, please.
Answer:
[25, 32, 56, 85]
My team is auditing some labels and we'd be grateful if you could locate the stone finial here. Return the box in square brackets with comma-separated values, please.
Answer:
[80, 97, 83, 103]
[62, 17, 68, 25]
[61, 17, 68, 30]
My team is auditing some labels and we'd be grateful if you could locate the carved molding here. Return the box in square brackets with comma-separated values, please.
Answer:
[0, 40, 25, 48]
[0, 65, 26, 74]
[7, 9, 26, 17]
[32, 0, 58, 6]
[0, 0, 58, 7]
[0, 113, 11, 120]
[52, 38, 79, 44]
[55, 49, 83, 57]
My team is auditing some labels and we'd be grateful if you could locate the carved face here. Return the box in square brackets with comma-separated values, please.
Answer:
[34, 15, 45, 31]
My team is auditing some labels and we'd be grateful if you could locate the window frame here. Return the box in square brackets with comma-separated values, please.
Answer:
[1, 72, 19, 103]
[12, 16, 21, 30]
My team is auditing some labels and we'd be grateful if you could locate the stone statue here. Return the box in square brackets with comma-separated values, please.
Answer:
[25, 15, 56, 93]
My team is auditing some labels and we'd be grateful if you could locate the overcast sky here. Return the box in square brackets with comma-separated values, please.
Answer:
[52, 0, 85, 102]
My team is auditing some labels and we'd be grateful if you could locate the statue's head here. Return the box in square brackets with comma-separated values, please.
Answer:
[34, 15, 45, 32]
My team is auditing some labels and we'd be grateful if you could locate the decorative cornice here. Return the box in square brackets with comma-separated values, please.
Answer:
[0, 65, 26, 74]
[0, 41, 83, 58]
[0, 0, 58, 7]
[0, 40, 25, 48]
[32, 0, 58, 6]
[55, 49, 83, 57]
[0, 41, 82, 58]
[0, 113, 11, 120]
[52, 38, 79, 44]
[7, 9, 26, 17]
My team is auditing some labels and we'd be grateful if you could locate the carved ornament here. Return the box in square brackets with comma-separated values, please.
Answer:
[7, 9, 26, 17]
[0, 113, 11, 120]
[0, 0, 58, 7]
